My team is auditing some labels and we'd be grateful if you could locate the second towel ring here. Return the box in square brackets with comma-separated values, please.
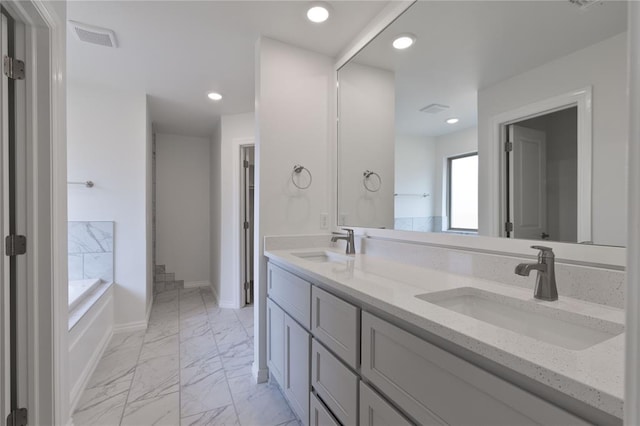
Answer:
[291, 164, 312, 190]
[363, 170, 381, 192]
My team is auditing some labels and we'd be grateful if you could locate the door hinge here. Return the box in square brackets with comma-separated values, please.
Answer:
[4, 56, 25, 80]
[243, 221, 249, 230]
[5, 235, 26, 256]
[6, 408, 27, 426]
[505, 222, 514, 233]
[505, 141, 513, 152]
[243, 160, 249, 168]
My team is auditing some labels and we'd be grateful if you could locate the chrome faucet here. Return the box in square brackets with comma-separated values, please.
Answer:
[515, 246, 558, 301]
[331, 228, 355, 255]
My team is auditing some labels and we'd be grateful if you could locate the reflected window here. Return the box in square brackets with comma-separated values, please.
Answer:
[448, 153, 478, 231]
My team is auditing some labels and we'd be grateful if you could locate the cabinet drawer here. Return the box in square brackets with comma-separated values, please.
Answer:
[310, 392, 340, 426]
[359, 382, 415, 426]
[312, 339, 359, 425]
[361, 312, 589, 426]
[311, 286, 359, 369]
[268, 263, 311, 329]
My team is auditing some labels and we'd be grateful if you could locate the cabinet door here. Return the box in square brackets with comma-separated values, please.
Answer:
[284, 315, 310, 426]
[359, 381, 414, 426]
[310, 392, 340, 426]
[267, 298, 285, 385]
[268, 263, 311, 329]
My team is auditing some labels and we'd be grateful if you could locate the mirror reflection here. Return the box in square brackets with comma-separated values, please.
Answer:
[337, 0, 627, 247]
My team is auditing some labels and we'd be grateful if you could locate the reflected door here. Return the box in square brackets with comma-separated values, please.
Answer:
[509, 125, 547, 240]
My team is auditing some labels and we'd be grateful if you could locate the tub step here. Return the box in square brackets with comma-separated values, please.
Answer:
[154, 264, 166, 275]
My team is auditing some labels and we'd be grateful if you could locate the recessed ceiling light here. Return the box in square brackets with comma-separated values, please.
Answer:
[392, 34, 416, 50]
[307, 2, 330, 23]
[446, 118, 460, 124]
[207, 92, 222, 101]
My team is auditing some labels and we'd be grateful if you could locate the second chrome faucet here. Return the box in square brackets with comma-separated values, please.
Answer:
[515, 246, 558, 301]
[331, 228, 356, 255]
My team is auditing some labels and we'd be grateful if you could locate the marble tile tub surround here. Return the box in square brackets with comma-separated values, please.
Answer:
[68, 221, 115, 282]
[264, 247, 626, 419]
[73, 287, 300, 426]
[362, 237, 625, 309]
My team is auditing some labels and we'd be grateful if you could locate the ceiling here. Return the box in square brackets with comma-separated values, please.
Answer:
[67, 1, 389, 138]
[346, 0, 627, 138]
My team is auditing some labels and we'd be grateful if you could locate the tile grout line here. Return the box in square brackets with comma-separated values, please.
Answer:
[204, 289, 244, 425]
[117, 323, 147, 425]
[178, 288, 183, 425]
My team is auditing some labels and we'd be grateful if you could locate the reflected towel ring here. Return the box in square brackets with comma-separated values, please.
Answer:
[363, 170, 381, 192]
[291, 164, 312, 190]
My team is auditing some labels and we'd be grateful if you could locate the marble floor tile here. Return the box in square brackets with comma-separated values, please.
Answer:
[86, 345, 141, 389]
[218, 340, 254, 378]
[180, 318, 212, 342]
[154, 289, 179, 303]
[180, 358, 233, 418]
[139, 332, 179, 361]
[181, 404, 240, 426]
[180, 333, 219, 369]
[128, 353, 179, 403]
[121, 391, 180, 426]
[145, 317, 180, 342]
[227, 375, 295, 426]
[73, 372, 132, 426]
[213, 322, 249, 348]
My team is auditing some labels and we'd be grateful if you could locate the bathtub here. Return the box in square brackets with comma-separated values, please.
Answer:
[68, 278, 103, 311]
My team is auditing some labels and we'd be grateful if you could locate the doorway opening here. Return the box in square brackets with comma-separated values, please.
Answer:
[240, 145, 255, 306]
[495, 87, 592, 243]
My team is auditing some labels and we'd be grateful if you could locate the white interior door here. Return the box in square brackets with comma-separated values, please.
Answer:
[509, 124, 547, 240]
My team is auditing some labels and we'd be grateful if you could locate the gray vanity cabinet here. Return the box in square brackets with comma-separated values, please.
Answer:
[310, 392, 340, 426]
[268, 263, 311, 328]
[361, 312, 590, 426]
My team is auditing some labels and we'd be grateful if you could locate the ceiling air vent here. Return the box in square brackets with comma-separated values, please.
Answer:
[419, 103, 450, 114]
[69, 21, 118, 48]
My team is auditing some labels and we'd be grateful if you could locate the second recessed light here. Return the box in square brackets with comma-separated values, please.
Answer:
[307, 2, 330, 23]
[446, 118, 459, 124]
[207, 92, 222, 101]
[392, 34, 416, 50]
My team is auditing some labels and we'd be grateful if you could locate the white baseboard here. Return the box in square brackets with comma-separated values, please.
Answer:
[218, 299, 237, 309]
[252, 362, 269, 383]
[184, 280, 211, 288]
[69, 324, 113, 414]
[211, 284, 219, 303]
[113, 320, 148, 334]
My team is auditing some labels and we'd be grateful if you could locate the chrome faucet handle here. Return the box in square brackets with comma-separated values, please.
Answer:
[342, 228, 354, 236]
[531, 245, 554, 259]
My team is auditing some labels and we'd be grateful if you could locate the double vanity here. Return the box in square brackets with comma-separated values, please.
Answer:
[264, 240, 624, 425]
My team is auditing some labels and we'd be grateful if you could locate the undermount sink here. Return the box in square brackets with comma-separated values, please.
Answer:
[416, 287, 623, 351]
[292, 251, 350, 264]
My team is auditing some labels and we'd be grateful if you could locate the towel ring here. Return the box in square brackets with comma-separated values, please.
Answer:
[291, 164, 312, 190]
[363, 170, 381, 192]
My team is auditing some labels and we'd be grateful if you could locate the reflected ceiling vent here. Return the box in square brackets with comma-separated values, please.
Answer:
[419, 103, 450, 114]
[69, 21, 118, 48]
[568, 0, 602, 10]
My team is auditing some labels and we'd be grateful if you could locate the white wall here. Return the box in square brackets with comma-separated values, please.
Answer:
[156, 133, 211, 285]
[338, 62, 395, 229]
[255, 37, 333, 381]
[67, 83, 150, 327]
[146, 98, 153, 318]
[478, 33, 628, 246]
[218, 113, 255, 307]
[210, 122, 222, 302]
[394, 135, 436, 220]
[434, 127, 478, 227]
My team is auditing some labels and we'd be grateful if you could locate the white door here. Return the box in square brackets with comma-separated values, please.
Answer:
[509, 125, 547, 240]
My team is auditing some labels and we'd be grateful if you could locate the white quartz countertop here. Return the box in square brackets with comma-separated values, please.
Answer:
[264, 247, 625, 419]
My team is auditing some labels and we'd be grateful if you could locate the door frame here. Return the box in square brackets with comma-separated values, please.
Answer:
[239, 144, 254, 306]
[0, 1, 67, 425]
[232, 138, 254, 308]
[490, 86, 592, 243]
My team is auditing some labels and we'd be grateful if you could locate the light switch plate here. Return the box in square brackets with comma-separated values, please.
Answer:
[320, 213, 328, 229]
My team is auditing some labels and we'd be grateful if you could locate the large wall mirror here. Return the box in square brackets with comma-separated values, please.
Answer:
[337, 0, 628, 247]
